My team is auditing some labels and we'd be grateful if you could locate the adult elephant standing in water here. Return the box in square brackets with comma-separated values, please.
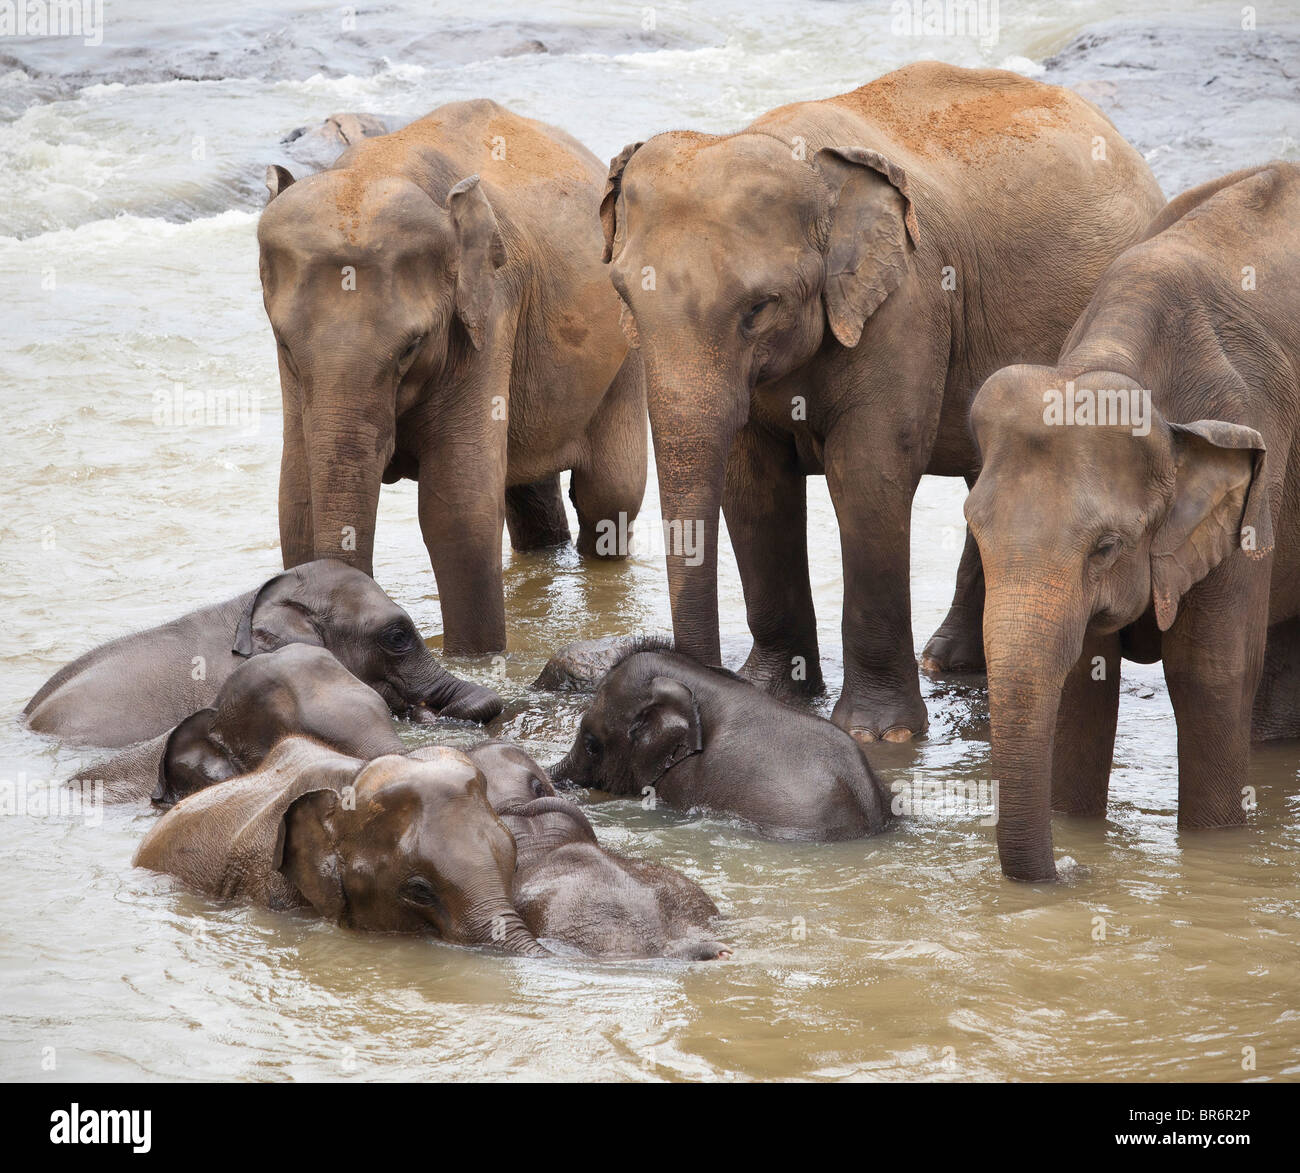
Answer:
[601, 62, 1163, 742]
[259, 100, 646, 654]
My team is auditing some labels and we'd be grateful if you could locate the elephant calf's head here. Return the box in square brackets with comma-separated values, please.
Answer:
[278, 747, 548, 955]
[232, 559, 503, 726]
[153, 643, 402, 808]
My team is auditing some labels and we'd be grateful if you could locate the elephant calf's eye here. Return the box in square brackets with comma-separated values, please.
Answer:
[380, 624, 417, 655]
[583, 733, 602, 759]
[398, 876, 443, 907]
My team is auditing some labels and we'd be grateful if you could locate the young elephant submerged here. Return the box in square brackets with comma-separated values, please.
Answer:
[134, 738, 549, 956]
[25, 559, 501, 748]
[965, 164, 1300, 881]
[550, 641, 890, 840]
[70, 644, 405, 806]
[466, 742, 730, 961]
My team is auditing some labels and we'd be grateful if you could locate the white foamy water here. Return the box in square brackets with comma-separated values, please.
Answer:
[1, 0, 1298, 1082]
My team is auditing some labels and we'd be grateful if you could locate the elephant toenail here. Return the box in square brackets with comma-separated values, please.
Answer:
[850, 728, 879, 744]
[881, 726, 915, 743]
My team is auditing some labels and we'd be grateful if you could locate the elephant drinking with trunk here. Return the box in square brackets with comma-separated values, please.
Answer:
[966, 164, 1300, 881]
[259, 99, 647, 655]
[600, 62, 1163, 742]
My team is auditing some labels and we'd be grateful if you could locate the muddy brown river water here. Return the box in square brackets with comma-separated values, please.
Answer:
[1, 0, 1297, 1081]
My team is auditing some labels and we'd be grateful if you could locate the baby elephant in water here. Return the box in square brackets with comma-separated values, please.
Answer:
[25, 558, 502, 747]
[550, 641, 890, 840]
[134, 738, 550, 956]
[72, 644, 405, 805]
[465, 741, 730, 961]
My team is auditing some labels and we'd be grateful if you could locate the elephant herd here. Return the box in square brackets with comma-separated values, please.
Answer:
[25, 60, 1300, 958]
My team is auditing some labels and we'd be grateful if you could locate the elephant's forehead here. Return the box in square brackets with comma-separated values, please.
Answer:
[260, 171, 445, 255]
[628, 134, 822, 216]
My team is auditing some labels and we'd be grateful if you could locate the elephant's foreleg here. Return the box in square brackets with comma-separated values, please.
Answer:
[921, 476, 987, 673]
[414, 401, 510, 655]
[1162, 568, 1269, 829]
[1050, 631, 1120, 816]
[278, 398, 314, 568]
[505, 476, 571, 551]
[725, 423, 823, 698]
[824, 423, 927, 743]
[571, 355, 648, 557]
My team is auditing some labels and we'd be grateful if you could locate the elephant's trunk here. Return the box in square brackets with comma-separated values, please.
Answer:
[467, 902, 550, 957]
[983, 566, 1087, 882]
[298, 359, 394, 575]
[409, 655, 504, 724]
[643, 356, 748, 665]
[546, 743, 581, 788]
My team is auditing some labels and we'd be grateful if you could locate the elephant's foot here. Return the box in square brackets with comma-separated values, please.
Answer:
[739, 643, 825, 699]
[576, 525, 631, 559]
[833, 686, 928, 744]
[920, 609, 986, 674]
[505, 478, 572, 552]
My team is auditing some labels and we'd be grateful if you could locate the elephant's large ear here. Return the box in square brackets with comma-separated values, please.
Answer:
[233, 573, 323, 656]
[600, 141, 643, 263]
[814, 146, 919, 349]
[274, 788, 345, 919]
[630, 676, 703, 780]
[1150, 419, 1273, 631]
[152, 708, 240, 808]
[447, 175, 506, 351]
[265, 164, 295, 203]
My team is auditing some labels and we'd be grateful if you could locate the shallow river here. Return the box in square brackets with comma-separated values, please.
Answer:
[1, 0, 1298, 1081]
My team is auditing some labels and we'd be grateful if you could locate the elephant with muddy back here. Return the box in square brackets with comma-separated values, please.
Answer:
[24, 559, 500, 747]
[600, 61, 1164, 742]
[965, 164, 1300, 881]
[260, 99, 647, 655]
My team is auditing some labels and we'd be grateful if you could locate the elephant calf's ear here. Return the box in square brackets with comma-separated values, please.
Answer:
[233, 573, 323, 656]
[265, 164, 295, 203]
[276, 789, 346, 921]
[631, 676, 704, 780]
[1150, 419, 1273, 631]
[153, 708, 239, 808]
[814, 146, 919, 349]
[447, 175, 506, 350]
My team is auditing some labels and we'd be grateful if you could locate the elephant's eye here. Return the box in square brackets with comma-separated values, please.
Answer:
[1090, 535, 1123, 563]
[583, 733, 602, 759]
[380, 623, 417, 655]
[741, 295, 779, 334]
[398, 876, 443, 908]
[397, 335, 424, 368]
